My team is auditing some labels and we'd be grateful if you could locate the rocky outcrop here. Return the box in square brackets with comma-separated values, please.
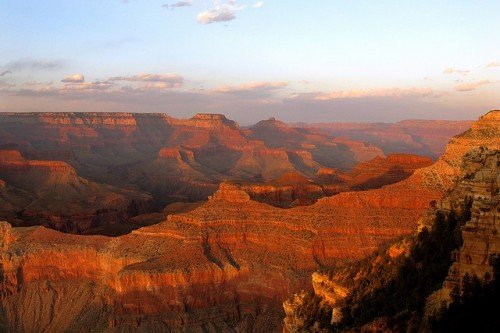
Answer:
[208, 182, 251, 203]
[282, 111, 499, 332]
[0, 150, 154, 233]
[425, 148, 499, 316]
[295, 118, 473, 159]
[0, 111, 496, 332]
[0, 174, 428, 331]
[241, 172, 326, 207]
[186, 113, 240, 129]
[0, 112, 398, 206]
[240, 154, 434, 207]
[347, 153, 433, 190]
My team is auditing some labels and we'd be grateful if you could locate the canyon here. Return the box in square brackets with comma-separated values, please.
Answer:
[0, 111, 497, 332]
[0, 112, 462, 231]
[283, 111, 500, 332]
[293, 119, 473, 159]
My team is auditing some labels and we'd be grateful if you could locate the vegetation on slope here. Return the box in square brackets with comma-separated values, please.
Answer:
[289, 200, 472, 332]
[430, 261, 500, 332]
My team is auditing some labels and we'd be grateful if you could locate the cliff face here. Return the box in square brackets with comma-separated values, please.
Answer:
[0, 175, 430, 332]
[240, 172, 326, 207]
[345, 153, 433, 190]
[0, 112, 389, 206]
[0, 148, 448, 332]
[0, 111, 495, 332]
[282, 111, 499, 332]
[239, 153, 433, 207]
[425, 148, 499, 316]
[0, 112, 471, 209]
[295, 119, 473, 159]
[0, 149, 154, 233]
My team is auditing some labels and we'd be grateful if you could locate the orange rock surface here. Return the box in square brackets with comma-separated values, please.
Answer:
[293, 118, 473, 159]
[0, 112, 388, 205]
[1, 111, 497, 331]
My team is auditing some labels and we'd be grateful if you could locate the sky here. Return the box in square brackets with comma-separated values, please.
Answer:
[0, 0, 499, 124]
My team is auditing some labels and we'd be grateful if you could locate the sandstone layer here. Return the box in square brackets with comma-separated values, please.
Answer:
[0, 111, 496, 332]
[293, 119, 473, 159]
[0, 149, 153, 234]
[0, 113, 387, 205]
[424, 148, 499, 316]
[282, 111, 499, 332]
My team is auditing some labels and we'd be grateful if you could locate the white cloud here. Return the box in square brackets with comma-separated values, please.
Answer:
[163, 1, 193, 10]
[443, 67, 469, 75]
[486, 62, 500, 68]
[61, 73, 85, 83]
[61, 81, 112, 91]
[109, 73, 183, 88]
[455, 80, 497, 92]
[197, 1, 247, 24]
[253, 1, 264, 8]
[213, 81, 288, 94]
[197, 7, 235, 24]
[292, 87, 440, 101]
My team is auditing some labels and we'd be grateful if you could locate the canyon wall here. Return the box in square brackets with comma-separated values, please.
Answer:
[282, 111, 499, 332]
[0, 112, 388, 207]
[0, 111, 495, 331]
[0, 149, 154, 233]
[293, 118, 473, 159]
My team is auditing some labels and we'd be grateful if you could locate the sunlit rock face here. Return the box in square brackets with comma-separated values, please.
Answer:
[345, 153, 433, 190]
[0, 112, 468, 211]
[238, 154, 434, 207]
[0, 178, 429, 331]
[282, 111, 499, 332]
[0, 111, 496, 332]
[0, 112, 389, 206]
[424, 148, 499, 316]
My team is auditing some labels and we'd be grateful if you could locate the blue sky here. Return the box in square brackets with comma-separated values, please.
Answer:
[1, 1, 499, 123]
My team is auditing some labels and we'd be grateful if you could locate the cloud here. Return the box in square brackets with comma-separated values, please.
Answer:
[0, 71, 12, 77]
[253, 1, 264, 8]
[213, 81, 288, 94]
[2, 59, 65, 71]
[455, 80, 497, 92]
[23, 81, 53, 87]
[197, 8, 235, 24]
[486, 62, 500, 68]
[291, 87, 441, 101]
[163, 1, 192, 10]
[443, 67, 469, 75]
[0, 81, 15, 90]
[61, 81, 112, 91]
[109, 73, 183, 88]
[197, 1, 247, 24]
[61, 74, 85, 83]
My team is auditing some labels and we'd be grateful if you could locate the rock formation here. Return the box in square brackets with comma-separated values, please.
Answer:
[346, 153, 433, 190]
[240, 172, 325, 207]
[0, 112, 388, 205]
[240, 153, 433, 207]
[424, 148, 499, 316]
[282, 111, 499, 332]
[293, 118, 473, 159]
[0, 149, 154, 234]
[0, 111, 495, 332]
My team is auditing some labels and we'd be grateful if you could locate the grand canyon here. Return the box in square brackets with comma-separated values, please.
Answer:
[0, 110, 498, 332]
[2, 1, 499, 332]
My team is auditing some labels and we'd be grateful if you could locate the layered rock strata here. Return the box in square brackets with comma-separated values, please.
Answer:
[0, 149, 153, 233]
[282, 111, 499, 332]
